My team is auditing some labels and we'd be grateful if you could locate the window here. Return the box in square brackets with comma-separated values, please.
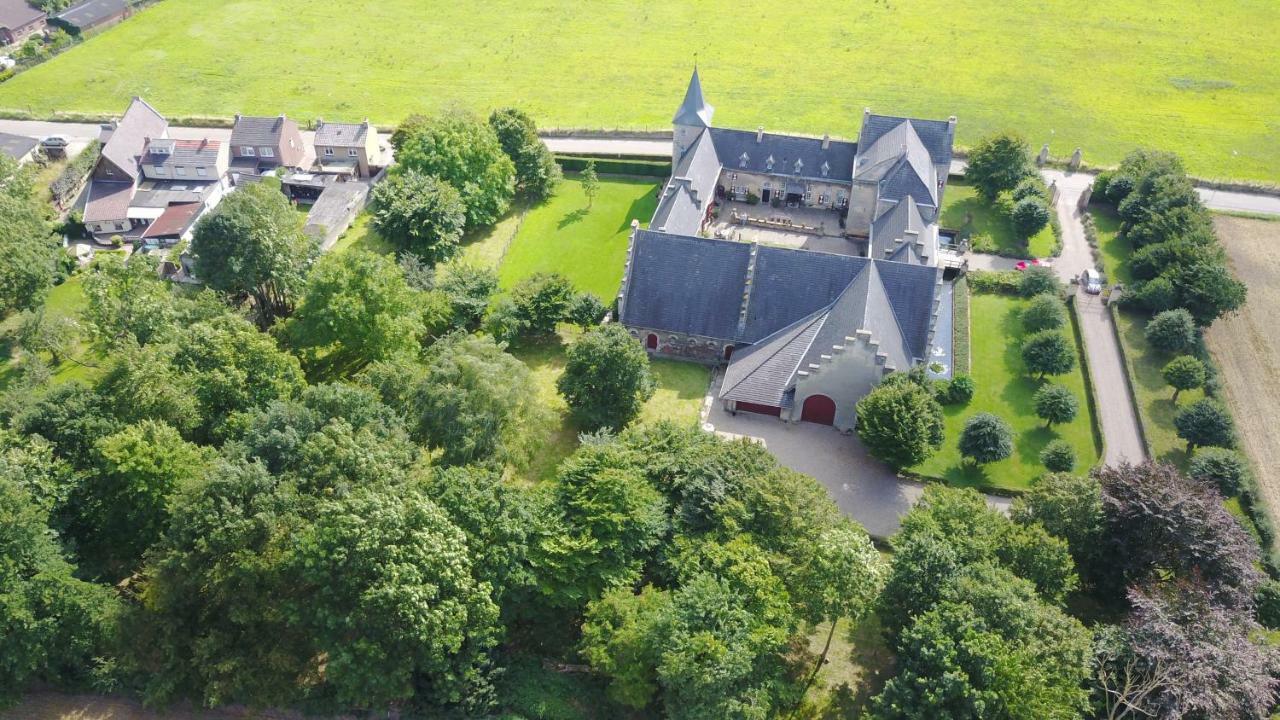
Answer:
[820, 161, 830, 178]
[765, 156, 775, 172]
[115, 222, 125, 231]
[153, 166, 167, 176]
[803, 189, 813, 204]
[794, 158, 804, 174]
[324, 147, 335, 156]
[176, 166, 186, 176]
[819, 193, 829, 205]
[348, 148, 358, 157]
[196, 167, 207, 177]
[260, 147, 275, 158]
[241, 146, 255, 157]
[739, 152, 749, 168]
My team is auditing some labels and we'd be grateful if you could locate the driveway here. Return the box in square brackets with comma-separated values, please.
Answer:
[1042, 171, 1146, 465]
[703, 374, 1011, 539]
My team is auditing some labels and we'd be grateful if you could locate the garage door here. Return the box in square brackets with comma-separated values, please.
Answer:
[737, 402, 781, 417]
[800, 394, 836, 425]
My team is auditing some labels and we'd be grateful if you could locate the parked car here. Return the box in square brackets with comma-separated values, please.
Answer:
[1081, 268, 1103, 294]
[40, 135, 70, 149]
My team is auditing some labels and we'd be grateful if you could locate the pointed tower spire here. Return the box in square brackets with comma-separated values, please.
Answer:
[672, 66, 714, 128]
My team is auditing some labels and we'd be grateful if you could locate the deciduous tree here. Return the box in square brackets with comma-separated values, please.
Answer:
[1161, 355, 1205, 401]
[854, 379, 945, 468]
[371, 171, 466, 263]
[392, 109, 515, 228]
[965, 131, 1034, 201]
[489, 107, 561, 201]
[1021, 329, 1075, 379]
[1034, 383, 1078, 427]
[581, 159, 600, 209]
[558, 324, 654, 432]
[1040, 439, 1076, 472]
[1187, 447, 1248, 496]
[1173, 397, 1234, 452]
[1143, 308, 1196, 354]
[1022, 292, 1066, 332]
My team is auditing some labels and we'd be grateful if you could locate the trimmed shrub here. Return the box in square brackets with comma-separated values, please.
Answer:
[1188, 447, 1248, 496]
[1018, 266, 1061, 298]
[1040, 440, 1076, 472]
[1011, 197, 1051, 240]
[959, 412, 1014, 465]
[1144, 309, 1197, 354]
[939, 374, 975, 405]
[1022, 293, 1067, 333]
[1033, 384, 1079, 427]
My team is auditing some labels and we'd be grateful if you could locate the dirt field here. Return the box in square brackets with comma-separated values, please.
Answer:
[1206, 215, 1280, 523]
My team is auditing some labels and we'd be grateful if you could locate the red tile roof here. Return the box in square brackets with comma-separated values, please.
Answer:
[141, 202, 201, 238]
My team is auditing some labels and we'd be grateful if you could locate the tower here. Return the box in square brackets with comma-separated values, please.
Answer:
[671, 66, 714, 165]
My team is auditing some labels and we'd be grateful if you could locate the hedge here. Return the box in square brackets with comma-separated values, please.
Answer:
[50, 139, 101, 209]
[555, 155, 671, 178]
[966, 269, 1022, 295]
[952, 275, 971, 375]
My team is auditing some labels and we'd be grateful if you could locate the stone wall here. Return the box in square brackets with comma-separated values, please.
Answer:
[625, 326, 728, 365]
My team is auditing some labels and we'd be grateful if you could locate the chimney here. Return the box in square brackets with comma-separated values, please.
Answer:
[756, 126, 764, 143]
[362, 118, 370, 129]
[864, 107, 871, 118]
[821, 134, 830, 150]
[234, 113, 241, 123]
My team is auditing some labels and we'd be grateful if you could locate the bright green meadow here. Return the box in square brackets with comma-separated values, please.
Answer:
[914, 291, 1101, 492]
[1, 0, 1277, 181]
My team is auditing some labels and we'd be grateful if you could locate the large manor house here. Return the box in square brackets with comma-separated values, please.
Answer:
[618, 69, 957, 431]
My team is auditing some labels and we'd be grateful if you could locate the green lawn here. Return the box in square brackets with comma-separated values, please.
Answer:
[328, 212, 394, 255]
[914, 291, 1101, 492]
[0, 274, 102, 391]
[1091, 204, 1131, 284]
[510, 330, 710, 483]
[498, 176, 660, 299]
[939, 180, 1057, 258]
[2, 0, 1276, 181]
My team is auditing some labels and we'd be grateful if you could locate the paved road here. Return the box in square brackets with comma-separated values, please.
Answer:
[6, 118, 1277, 216]
[1043, 172, 1147, 465]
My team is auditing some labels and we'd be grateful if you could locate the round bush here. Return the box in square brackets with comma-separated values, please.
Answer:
[1012, 177, 1048, 203]
[1144, 309, 1197, 354]
[1040, 440, 1076, 472]
[1011, 197, 1052, 240]
[1019, 266, 1061, 298]
[1105, 174, 1135, 203]
[1022, 293, 1067, 333]
[943, 374, 975, 405]
[1256, 579, 1280, 630]
[1033, 384, 1078, 427]
[1188, 447, 1248, 496]
[959, 412, 1014, 465]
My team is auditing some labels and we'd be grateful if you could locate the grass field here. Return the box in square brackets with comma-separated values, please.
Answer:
[914, 291, 1101, 492]
[940, 180, 1058, 258]
[498, 176, 659, 298]
[2, 1, 1277, 182]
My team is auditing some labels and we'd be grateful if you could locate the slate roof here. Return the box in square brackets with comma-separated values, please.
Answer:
[144, 138, 221, 168]
[131, 179, 217, 208]
[619, 230, 751, 340]
[709, 127, 856, 183]
[721, 310, 826, 406]
[54, 0, 126, 30]
[230, 115, 293, 148]
[315, 120, 369, 147]
[650, 128, 720, 235]
[740, 247, 867, 343]
[82, 180, 133, 222]
[0, 131, 37, 161]
[870, 196, 936, 265]
[101, 97, 167, 181]
[858, 113, 955, 170]
[0, 0, 44, 29]
[672, 67, 714, 127]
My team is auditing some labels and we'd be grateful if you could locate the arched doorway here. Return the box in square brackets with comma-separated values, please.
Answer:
[646, 333, 658, 350]
[800, 394, 836, 425]
[723, 344, 734, 360]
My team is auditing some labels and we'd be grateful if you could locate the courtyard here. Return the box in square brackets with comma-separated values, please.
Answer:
[706, 200, 858, 256]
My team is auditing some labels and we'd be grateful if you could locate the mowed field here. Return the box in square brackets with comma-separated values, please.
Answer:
[1, 0, 1278, 180]
[1205, 215, 1280, 519]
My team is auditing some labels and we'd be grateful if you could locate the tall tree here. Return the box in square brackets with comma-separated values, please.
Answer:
[1173, 397, 1234, 452]
[1033, 383, 1078, 427]
[964, 131, 1034, 201]
[558, 324, 655, 432]
[854, 378, 945, 468]
[0, 155, 58, 316]
[287, 250, 424, 373]
[371, 170, 467, 263]
[1021, 330, 1075, 379]
[488, 107, 561, 201]
[1144, 308, 1197, 353]
[393, 109, 515, 228]
[1011, 472, 1104, 584]
[190, 182, 316, 327]
[581, 159, 600, 209]
[958, 412, 1014, 464]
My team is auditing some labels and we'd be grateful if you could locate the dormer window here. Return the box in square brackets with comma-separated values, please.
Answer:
[765, 155, 775, 172]
[739, 152, 749, 168]
[794, 158, 804, 174]
[821, 161, 830, 177]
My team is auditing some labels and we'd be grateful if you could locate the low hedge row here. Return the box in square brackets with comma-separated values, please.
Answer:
[952, 275, 971, 375]
[555, 155, 671, 178]
[50, 139, 100, 209]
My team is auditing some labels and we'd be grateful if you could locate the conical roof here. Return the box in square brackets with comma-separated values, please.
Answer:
[672, 67, 714, 127]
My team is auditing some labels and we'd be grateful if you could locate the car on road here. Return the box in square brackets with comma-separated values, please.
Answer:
[40, 135, 70, 149]
[1081, 268, 1103, 294]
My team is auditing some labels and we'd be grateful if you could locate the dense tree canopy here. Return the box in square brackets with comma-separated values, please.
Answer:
[1161, 354, 1205, 401]
[965, 132, 1034, 201]
[558, 324, 654, 432]
[1173, 397, 1234, 452]
[854, 376, 945, 468]
[370, 171, 467, 263]
[392, 110, 515, 228]
[958, 412, 1014, 464]
[0, 156, 58, 317]
[1022, 292, 1067, 332]
[190, 182, 316, 326]
[287, 250, 424, 372]
[1144, 308, 1197, 353]
[1021, 329, 1075, 378]
[488, 107, 561, 201]
[1033, 383, 1078, 426]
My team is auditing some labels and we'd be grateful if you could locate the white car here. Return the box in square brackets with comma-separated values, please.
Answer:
[1081, 268, 1103, 294]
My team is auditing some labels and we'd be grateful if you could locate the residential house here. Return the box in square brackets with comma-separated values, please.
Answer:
[0, 0, 45, 46]
[52, 0, 129, 35]
[313, 118, 381, 177]
[134, 136, 230, 246]
[229, 113, 305, 176]
[83, 96, 168, 237]
[0, 131, 38, 163]
[617, 69, 954, 431]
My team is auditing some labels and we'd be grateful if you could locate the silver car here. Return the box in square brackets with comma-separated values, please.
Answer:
[1081, 268, 1103, 294]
